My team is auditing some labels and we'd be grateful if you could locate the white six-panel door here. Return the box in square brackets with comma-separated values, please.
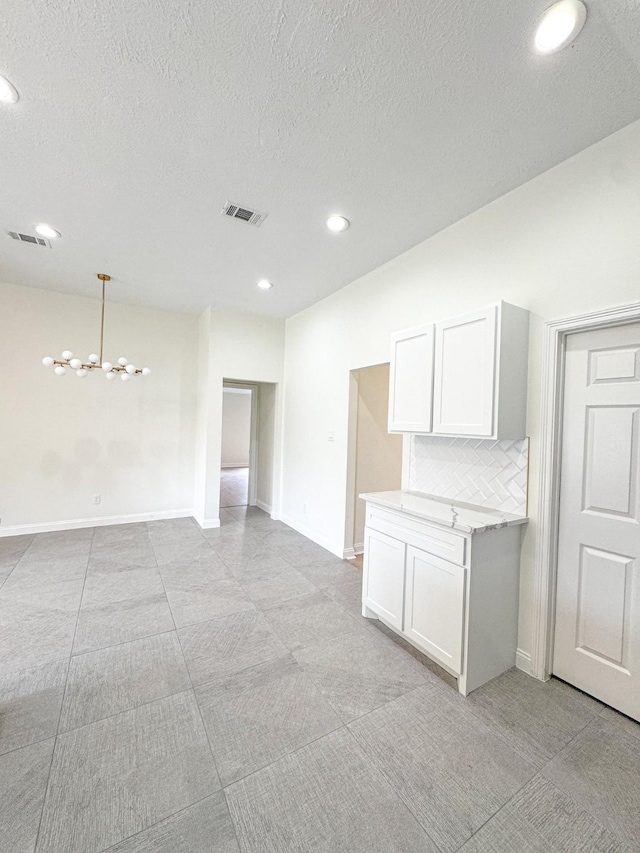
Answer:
[554, 323, 640, 721]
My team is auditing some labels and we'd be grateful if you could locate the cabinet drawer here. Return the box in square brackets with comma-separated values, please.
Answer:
[365, 505, 467, 567]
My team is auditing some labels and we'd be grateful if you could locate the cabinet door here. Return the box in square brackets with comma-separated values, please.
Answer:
[432, 306, 497, 436]
[363, 528, 406, 629]
[388, 324, 434, 433]
[404, 546, 466, 673]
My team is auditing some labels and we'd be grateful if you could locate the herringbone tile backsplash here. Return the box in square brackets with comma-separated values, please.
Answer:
[409, 436, 528, 515]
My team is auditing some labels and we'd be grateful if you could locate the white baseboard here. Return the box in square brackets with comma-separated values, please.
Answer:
[0, 509, 195, 538]
[515, 647, 533, 676]
[255, 499, 272, 515]
[220, 463, 250, 469]
[194, 515, 221, 530]
[343, 547, 356, 560]
[354, 542, 364, 555]
[278, 513, 342, 558]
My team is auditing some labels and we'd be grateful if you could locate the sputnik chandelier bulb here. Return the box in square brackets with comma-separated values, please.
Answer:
[42, 274, 151, 381]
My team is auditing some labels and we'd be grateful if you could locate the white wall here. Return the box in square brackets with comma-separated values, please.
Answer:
[221, 389, 252, 467]
[194, 307, 285, 526]
[0, 282, 197, 531]
[281, 118, 640, 658]
[257, 383, 277, 513]
[352, 364, 402, 551]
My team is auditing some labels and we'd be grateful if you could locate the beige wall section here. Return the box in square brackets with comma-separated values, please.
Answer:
[195, 307, 285, 527]
[353, 365, 402, 551]
[281, 118, 640, 659]
[221, 389, 252, 467]
[257, 383, 277, 513]
[0, 281, 197, 530]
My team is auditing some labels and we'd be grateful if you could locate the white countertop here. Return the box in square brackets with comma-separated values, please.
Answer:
[359, 490, 528, 534]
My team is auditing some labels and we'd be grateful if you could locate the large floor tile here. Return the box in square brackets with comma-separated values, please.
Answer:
[223, 551, 291, 581]
[164, 576, 254, 629]
[293, 625, 430, 722]
[598, 706, 640, 742]
[464, 669, 602, 767]
[297, 559, 361, 589]
[279, 539, 345, 569]
[102, 793, 240, 852]
[459, 775, 632, 852]
[36, 691, 219, 853]
[178, 610, 288, 685]
[0, 534, 34, 571]
[196, 655, 342, 786]
[73, 592, 175, 655]
[60, 632, 190, 732]
[262, 591, 361, 651]
[81, 566, 164, 608]
[225, 727, 437, 853]
[157, 551, 228, 583]
[542, 716, 640, 848]
[89, 538, 157, 568]
[240, 568, 317, 608]
[322, 574, 363, 616]
[2, 552, 88, 590]
[0, 580, 83, 676]
[349, 683, 538, 853]
[0, 738, 54, 853]
[151, 539, 218, 567]
[0, 659, 67, 755]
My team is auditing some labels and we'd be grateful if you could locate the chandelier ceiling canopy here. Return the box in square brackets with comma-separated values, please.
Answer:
[42, 274, 151, 382]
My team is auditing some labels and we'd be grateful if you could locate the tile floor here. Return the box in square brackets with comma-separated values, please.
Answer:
[220, 467, 249, 508]
[0, 508, 638, 852]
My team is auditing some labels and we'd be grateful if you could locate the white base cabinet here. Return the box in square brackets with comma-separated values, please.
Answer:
[362, 501, 523, 695]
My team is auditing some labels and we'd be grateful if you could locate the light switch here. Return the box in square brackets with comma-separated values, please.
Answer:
[328, 431, 335, 441]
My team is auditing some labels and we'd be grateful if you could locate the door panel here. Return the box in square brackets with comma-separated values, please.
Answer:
[388, 325, 434, 433]
[363, 528, 406, 629]
[583, 406, 638, 518]
[432, 306, 496, 436]
[554, 323, 640, 720]
[404, 545, 465, 673]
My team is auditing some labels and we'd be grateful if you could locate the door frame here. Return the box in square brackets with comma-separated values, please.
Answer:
[532, 300, 640, 681]
[222, 381, 259, 507]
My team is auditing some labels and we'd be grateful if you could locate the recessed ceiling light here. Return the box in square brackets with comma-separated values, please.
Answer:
[326, 214, 350, 233]
[257, 279, 273, 290]
[0, 73, 19, 104]
[533, 0, 587, 54]
[35, 224, 61, 239]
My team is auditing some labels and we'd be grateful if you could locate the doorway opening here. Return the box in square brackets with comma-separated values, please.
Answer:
[220, 380, 278, 514]
[220, 384, 253, 507]
[345, 363, 403, 563]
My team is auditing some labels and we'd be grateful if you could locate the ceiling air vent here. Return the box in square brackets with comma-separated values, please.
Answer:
[221, 201, 267, 227]
[7, 230, 51, 247]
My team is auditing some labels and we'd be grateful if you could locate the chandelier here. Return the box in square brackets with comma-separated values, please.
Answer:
[42, 274, 151, 382]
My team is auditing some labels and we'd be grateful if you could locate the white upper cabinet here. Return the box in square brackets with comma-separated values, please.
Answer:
[389, 301, 529, 439]
[388, 324, 434, 433]
[432, 305, 497, 436]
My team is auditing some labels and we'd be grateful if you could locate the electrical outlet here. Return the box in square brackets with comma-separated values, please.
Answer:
[93, 494, 101, 505]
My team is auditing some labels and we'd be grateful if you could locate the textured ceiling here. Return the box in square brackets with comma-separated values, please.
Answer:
[1, 0, 639, 317]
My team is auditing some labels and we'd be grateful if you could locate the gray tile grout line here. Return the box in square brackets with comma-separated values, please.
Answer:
[32, 525, 96, 853]
[151, 532, 243, 852]
[93, 790, 226, 853]
[342, 722, 445, 853]
[150, 530, 228, 789]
